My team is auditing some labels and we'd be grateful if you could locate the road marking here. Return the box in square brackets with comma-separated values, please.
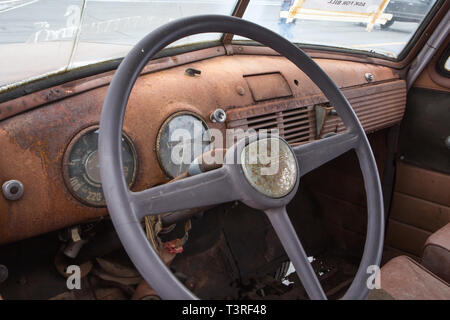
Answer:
[0, 0, 38, 14]
[350, 41, 406, 48]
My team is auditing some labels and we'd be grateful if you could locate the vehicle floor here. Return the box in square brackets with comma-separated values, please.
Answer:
[0, 193, 361, 300]
[0, 235, 359, 300]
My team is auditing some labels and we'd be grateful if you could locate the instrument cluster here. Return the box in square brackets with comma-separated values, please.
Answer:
[63, 111, 211, 206]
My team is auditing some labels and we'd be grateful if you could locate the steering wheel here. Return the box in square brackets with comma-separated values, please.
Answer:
[99, 15, 384, 300]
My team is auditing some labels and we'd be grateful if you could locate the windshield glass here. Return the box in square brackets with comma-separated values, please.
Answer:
[0, 0, 237, 89]
[238, 0, 438, 57]
[0, 0, 440, 91]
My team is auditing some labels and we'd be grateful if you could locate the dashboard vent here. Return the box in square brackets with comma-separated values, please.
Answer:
[321, 80, 406, 136]
[226, 100, 316, 145]
[226, 79, 406, 145]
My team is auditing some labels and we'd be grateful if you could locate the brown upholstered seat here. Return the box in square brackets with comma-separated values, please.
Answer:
[379, 255, 450, 300]
[422, 223, 450, 283]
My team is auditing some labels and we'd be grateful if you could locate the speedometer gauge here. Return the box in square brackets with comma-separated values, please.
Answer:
[63, 126, 137, 207]
[156, 112, 211, 178]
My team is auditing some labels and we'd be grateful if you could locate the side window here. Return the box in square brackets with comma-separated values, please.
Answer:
[436, 44, 450, 78]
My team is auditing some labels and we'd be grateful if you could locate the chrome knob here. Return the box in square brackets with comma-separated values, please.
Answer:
[2, 180, 24, 201]
[210, 108, 226, 123]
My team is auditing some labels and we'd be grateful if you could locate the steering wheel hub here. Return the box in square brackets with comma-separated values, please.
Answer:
[241, 137, 297, 198]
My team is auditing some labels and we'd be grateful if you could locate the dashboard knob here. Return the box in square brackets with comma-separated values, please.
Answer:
[2, 180, 24, 201]
[210, 108, 226, 123]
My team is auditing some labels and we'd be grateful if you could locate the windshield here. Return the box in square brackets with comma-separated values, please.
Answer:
[237, 0, 438, 57]
[0, 0, 440, 91]
[0, 0, 237, 89]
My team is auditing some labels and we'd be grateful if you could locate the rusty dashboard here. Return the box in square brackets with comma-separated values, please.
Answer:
[0, 47, 406, 245]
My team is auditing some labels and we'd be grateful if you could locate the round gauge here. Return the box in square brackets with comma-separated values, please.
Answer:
[156, 112, 211, 178]
[63, 126, 137, 207]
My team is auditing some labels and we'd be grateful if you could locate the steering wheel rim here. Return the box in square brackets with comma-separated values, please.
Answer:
[99, 15, 384, 300]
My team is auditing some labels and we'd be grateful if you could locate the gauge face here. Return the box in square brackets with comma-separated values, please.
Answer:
[63, 127, 137, 207]
[157, 112, 211, 178]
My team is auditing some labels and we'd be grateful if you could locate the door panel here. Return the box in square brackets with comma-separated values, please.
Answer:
[386, 162, 450, 258]
[397, 88, 450, 174]
[385, 46, 450, 260]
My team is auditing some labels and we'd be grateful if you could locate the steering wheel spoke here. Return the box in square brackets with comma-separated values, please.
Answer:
[130, 166, 238, 220]
[265, 206, 327, 300]
[293, 131, 359, 177]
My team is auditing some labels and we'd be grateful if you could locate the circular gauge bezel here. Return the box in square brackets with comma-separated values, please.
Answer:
[156, 111, 211, 179]
[63, 125, 138, 207]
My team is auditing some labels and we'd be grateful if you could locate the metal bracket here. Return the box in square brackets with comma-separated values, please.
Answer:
[224, 44, 234, 56]
[314, 103, 333, 138]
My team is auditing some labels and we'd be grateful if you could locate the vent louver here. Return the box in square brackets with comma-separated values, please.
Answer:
[227, 100, 316, 145]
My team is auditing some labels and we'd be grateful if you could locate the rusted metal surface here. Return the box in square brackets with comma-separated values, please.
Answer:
[0, 46, 227, 122]
[228, 79, 406, 144]
[321, 80, 407, 136]
[0, 89, 107, 244]
[244, 72, 293, 102]
[0, 47, 401, 123]
[227, 99, 317, 145]
[233, 43, 409, 69]
[0, 54, 402, 245]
